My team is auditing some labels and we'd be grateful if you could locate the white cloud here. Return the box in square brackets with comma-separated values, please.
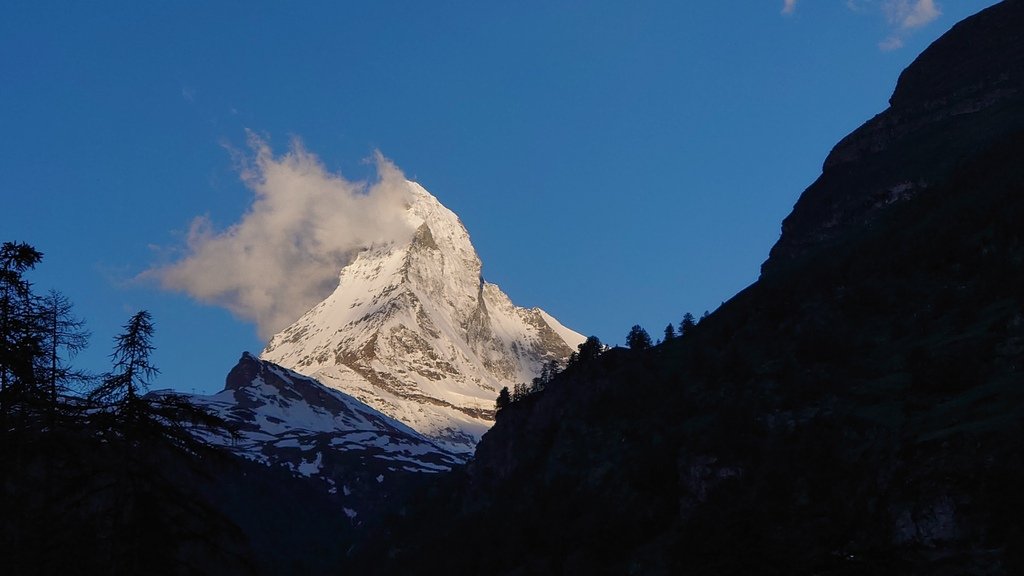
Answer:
[786, 0, 942, 48]
[883, 0, 941, 29]
[903, 0, 941, 28]
[145, 134, 417, 339]
[858, 0, 942, 51]
[845, 0, 867, 12]
[878, 35, 905, 51]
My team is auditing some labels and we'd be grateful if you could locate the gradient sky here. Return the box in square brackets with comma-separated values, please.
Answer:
[2, 1, 1001, 394]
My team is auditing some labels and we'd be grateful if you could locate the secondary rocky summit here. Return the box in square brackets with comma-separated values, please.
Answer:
[764, 0, 1024, 274]
[261, 181, 584, 454]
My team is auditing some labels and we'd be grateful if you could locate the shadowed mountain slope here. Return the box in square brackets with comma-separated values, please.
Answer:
[765, 0, 1024, 274]
[347, 3, 1024, 574]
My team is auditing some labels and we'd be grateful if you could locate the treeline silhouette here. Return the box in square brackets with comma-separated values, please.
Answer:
[497, 310, 712, 410]
[0, 241, 228, 443]
[0, 241, 246, 574]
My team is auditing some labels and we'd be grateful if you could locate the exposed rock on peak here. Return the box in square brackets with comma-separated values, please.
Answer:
[162, 352, 461, 490]
[261, 181, 584, 454]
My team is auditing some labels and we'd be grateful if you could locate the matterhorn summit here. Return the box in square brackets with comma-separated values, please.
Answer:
[261, 181, 584, 454]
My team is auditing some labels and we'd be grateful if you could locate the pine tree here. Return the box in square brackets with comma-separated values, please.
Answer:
[496, 386, 511, 411]
[680, 312, 696, 336]
[626, 325, 652, 350]
[0, 242, 45, 415]
[532, 359, 561, 392]
[547, 358, 561, 378]
[36, 290, 89, 415]
[90, 311, 158, 422]
[512, 382, 529, 402]
[664, 323, 676, 341]
[576, 336, 603, 364]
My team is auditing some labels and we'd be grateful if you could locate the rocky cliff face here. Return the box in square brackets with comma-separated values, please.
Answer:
[261, 181, 584, 454]
[764, 0, 1024, 275]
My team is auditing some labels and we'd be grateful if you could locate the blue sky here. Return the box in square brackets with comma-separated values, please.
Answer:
[1, 1, 1000, 394]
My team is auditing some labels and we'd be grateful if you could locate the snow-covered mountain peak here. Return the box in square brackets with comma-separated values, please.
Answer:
[165, 351, 461, 507]
[262, 180, 584, 453]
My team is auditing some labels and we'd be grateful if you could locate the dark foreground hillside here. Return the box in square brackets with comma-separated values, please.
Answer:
[347, 2, 1024, 574]
[0, 418, 351, 575]
[4, 2, 1023, 575]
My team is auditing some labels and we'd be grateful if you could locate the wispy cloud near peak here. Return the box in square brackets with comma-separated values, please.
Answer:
[782, 0, 943, 49]
[145, 134, 417, 339]
[875, 0, 942, 50]
[884, 0, 941, 29]
[878, 35, 905, 51]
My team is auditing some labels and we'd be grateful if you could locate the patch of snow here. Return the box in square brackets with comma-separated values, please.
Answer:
[296, 451, 322, 476]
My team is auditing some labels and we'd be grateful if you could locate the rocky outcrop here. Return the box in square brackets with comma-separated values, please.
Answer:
[169, 353, 461, 477]
[764, 0, 1024, 275]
